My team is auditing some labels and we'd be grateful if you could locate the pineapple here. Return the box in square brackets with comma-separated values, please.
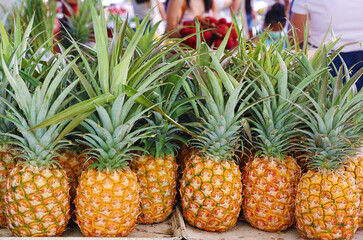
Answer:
[242, 57, 302, 232]
[75, 94, 151, 237]
[132, 155, 177, 224]
[180, 61, 253, 232]
[343, 156, 363, 229]
[76, 168, 139, 237]
[177, 143, 200, 175]
[0, 68, 17, 228]
[53, 147, 85, 202]
[296, 169, 359, 240]
[242, 156, 300, 231]
[31, 1, 194, 235]
[294, 63, 363, 239]
[58, 0, 95, 54]
[0, 145, 16, 227]
[132, 79, 191, 224]
[5, 163, 70, 236]
[0, 49, 77, 236]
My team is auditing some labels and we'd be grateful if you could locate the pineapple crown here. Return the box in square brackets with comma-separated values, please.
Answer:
[0, 79, 15, 145]
[141, 77, 194, 158]
[60, 0, 95, 51]
[248, 53, 303, 160]
[18, 0, 57, 51]
[29, 4, 196, 142]
[190, 63, 255, 161]
[0, 47, 79, 166]
[250, 100, 301, 160]
[142, 112, 181, 158]
[79, 93, 154, 171]
[0, 14, 35, 145]
[295, 62, 363, 170]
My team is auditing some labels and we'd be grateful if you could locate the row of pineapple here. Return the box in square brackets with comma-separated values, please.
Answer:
[0, 1, 363, 239]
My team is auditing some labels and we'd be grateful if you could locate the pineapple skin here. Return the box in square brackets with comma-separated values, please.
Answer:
[75, 168, 140, 237]
[177, 144, 200, 175]
[180, 155, 242, 232]
[295, 169, 359, 240]
[4, 163, 70, 236]
[343, 156, 363, 229]
[54, 150, 85, 201]
[242, 156, 300, 231]
[132, 154, 177, 224]
[0, 151, 15, 227]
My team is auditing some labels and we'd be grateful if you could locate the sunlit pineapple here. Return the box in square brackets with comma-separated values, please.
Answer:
[295, 65, 363, 240]
[343, 155, 363, 229]
[1, 51, 75, 236]
[132, 80, 192, 224]
[75, 94, 151, 237]
[0, 75, 17, 227]
[180, 63, 253, 232]
[54, 147, 85, 201]
[242, 66, 302, 232]
[132, 154, 177, 224]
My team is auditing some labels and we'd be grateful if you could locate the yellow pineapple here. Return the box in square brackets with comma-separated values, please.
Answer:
[342, 155, 363, 229]
[75, 168, 139, 237]
[132, 80, 192, 224]
[294, 62, 363, 239]
[181, 155, 242, 232]
[243, 156, 300, 231]
[75, 94, 151, 237]
[1, 48, 75, 236]
[132, 155, 177, 224]
[180, 63, 251, 232]
[0, 148, 16, 227]
[4, 163, 70, 236]
[241, 58, 303, 232]
[295, 169, 359, 239]
[54, 148, 85, 200]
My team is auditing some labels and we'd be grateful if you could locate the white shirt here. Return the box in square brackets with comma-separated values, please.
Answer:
[291, 0, 363, 52]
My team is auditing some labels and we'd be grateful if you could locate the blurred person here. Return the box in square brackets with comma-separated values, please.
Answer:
[290, 0, 363, 91]
[265, 0, 290, 18]
[132, 0, 167, 35]
[166, 0, 218, 37]
[245, 0, 255, 37]
[215, 0, 242, 22]
[132, 0, 167, 21]
[264, 3, 285, 33]
[262, 3, 286, 47]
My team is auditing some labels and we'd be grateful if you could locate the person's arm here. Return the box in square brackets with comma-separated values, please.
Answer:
[289, 12, 307, 45]
[156, 0, 167, 21]
[284, 0, 290, 17]
[230, 0, 242, 13]
[212, 0, 219, 18]
[166, 0, 186, 37]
